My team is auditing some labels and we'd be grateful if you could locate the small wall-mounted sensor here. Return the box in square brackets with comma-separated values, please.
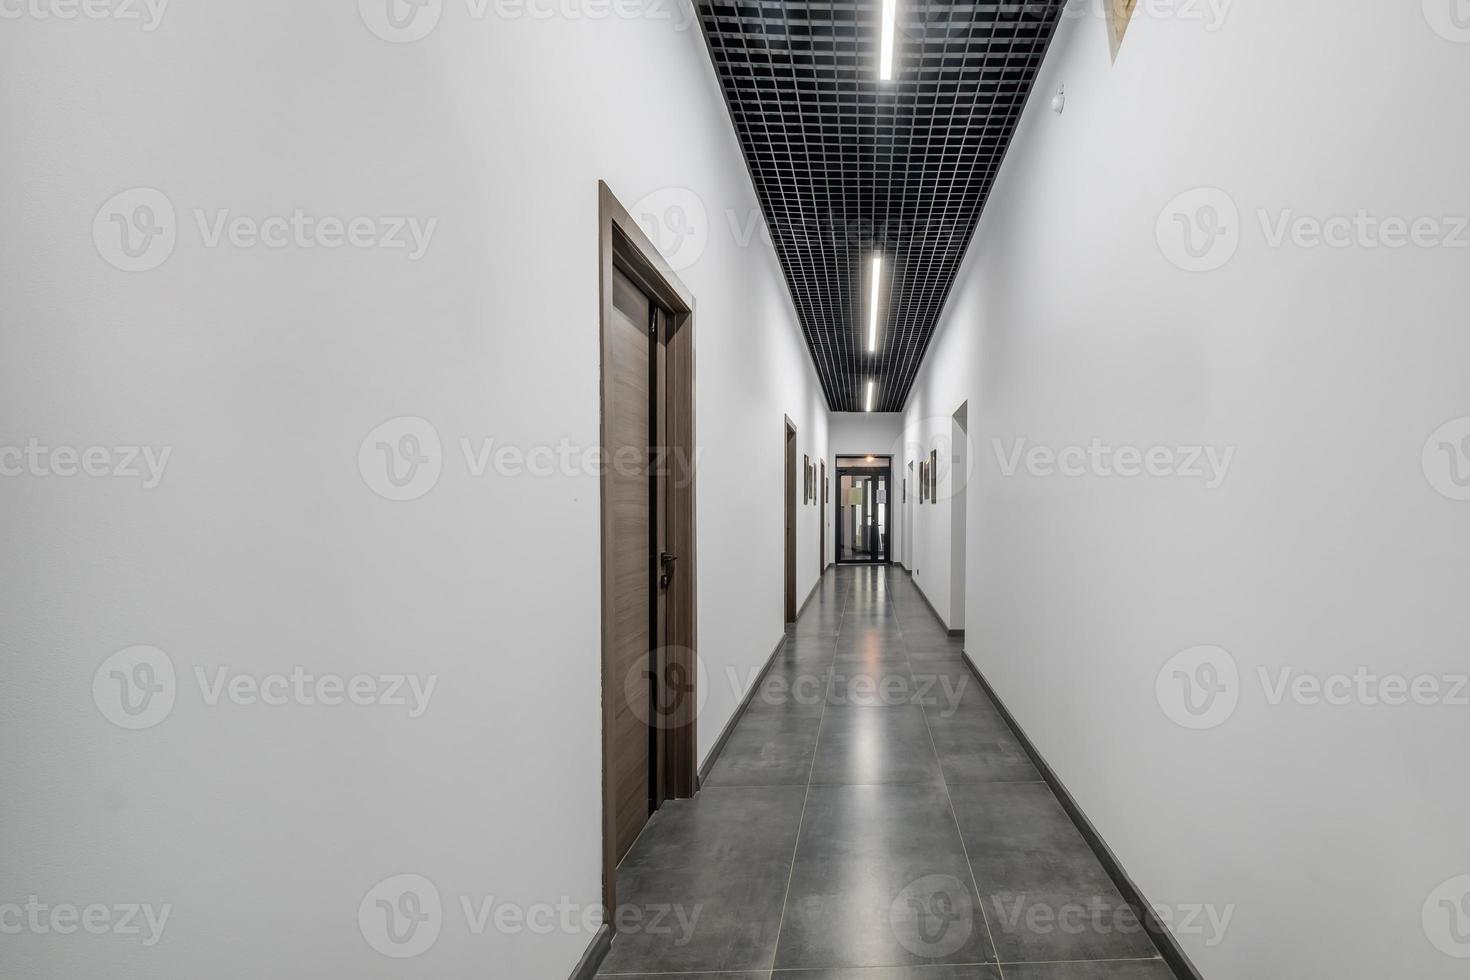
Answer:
[1051, 85, 1066, 114]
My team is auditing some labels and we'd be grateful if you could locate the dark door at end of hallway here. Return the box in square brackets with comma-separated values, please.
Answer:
[836, 468, 890, 564]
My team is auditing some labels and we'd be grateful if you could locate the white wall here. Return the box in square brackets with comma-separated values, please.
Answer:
[827, 412, 904, 566]
[0, 5, 825, 979]
[893, 402, 970, 625]
[904, 4, 1470, 979]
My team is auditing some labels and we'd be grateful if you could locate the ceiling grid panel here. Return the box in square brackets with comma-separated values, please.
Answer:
[696, 0, 1064, 411]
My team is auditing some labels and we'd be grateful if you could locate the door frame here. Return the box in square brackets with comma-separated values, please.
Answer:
[784, 417, 797, 623]
[834, 456, 894, 565]
[819, 459, 827, 571]
[597, 181, 699, 918]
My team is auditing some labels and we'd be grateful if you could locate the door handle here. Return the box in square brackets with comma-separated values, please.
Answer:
[658, 552, 677, 590]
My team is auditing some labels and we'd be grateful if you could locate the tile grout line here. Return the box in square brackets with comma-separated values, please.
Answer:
[894, 570, 1007, 980]
[765, 569, 845, 974]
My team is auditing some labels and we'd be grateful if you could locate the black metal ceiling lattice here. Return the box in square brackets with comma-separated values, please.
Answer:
[696, 0, 1064, 411]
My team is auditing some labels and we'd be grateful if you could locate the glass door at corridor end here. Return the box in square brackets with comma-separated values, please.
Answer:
[836, 466, 890, 564]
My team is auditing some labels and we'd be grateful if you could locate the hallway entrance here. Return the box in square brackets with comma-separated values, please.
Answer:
[835, 455, 891, 564]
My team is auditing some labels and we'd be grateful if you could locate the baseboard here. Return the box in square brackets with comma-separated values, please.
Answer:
[960, 653, 1206, 980]
[697, 567, 830, 787]
[898, 567, 948, 627]
[566, 924, 612, 980]
[797, 569, 825, 617]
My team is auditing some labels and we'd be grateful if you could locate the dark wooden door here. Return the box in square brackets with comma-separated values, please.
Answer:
[608, 267, 655, 863]
[820, 460, 826, 571]
[784, 420, 797, 623]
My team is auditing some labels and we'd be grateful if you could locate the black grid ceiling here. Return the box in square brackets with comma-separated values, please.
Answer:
[696, 0, 1064, 411]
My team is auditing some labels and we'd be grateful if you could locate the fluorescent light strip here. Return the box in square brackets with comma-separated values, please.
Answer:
[879, 0, 897, 81]
[867, 254, 882, 353]
[866, 380, 876, 413]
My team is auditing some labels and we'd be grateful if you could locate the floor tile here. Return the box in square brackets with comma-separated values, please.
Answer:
[827, 666, 927, 708]
[1001, 961, 1175, 980]
[600, 865, 791, 975]
[620, 787, 806, 873]
[773, 784, 997, 970]
[703, 716, 822, 787]
[776, 968, 1001, 979]
[601, 974, 768, 980]
[809, 705, 944, 785]
[947, 783, 1158, 964]
[925, 705, 1041, 785]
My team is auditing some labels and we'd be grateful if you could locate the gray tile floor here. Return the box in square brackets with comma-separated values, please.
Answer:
[599, 565, 1172, 980]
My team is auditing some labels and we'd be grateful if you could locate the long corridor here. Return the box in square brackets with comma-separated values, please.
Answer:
[598, 566, 1175, 979]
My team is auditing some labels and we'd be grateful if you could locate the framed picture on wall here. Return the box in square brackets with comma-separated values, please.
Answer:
[929, 449, 939, 503]
[918, 461, 927, 504]
[803, 455, 812, 503]
[1107, 0, 1138, 61]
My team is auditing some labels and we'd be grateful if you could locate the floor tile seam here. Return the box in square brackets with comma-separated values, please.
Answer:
[764, 572, 845, 972]
[896, 570, 1008, 980]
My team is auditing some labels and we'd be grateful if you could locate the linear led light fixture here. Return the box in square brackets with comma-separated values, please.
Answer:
[879, 0, 897, 81]
[866, 254, 883, 353]
[866, 380, 876, 413]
